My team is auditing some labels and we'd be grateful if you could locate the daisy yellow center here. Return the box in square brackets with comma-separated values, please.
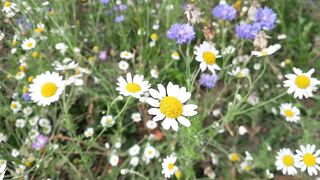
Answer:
[229, 153, 239, 162]
[148, 150, 153, 155]
[11, 103, 17, 109]
[245, 165, 251, 172]
[26, 42, 33, 48]
[41, 82, 58, 97]
[172, 51, 179, 57]
[261, 49, 269, 56]
[203, 51, 216, 65]
[159, 96, 183, 119]
[125, 83, 141, 93]
[303, 153, 316, 167]
[284, 109, 294, 118]
[4, 1, 11, 7]
[282, 155, 294, 166]
[295, 75, 310, 89]
[35, 28, 44, 33]
[167, 163, 174, 171]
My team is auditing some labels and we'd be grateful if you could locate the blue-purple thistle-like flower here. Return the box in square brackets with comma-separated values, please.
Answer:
[114, 15, 124, 23]
[32, 135, 49, 150]
[255, 7, 277, 31]
[167, 23, 195, 44]
[212, 4, 237, 21]
[100, 0, 109, 5]
[235, 23, 261, 40]
[199, 73, 218, 89]
[22, 93, 31, 101]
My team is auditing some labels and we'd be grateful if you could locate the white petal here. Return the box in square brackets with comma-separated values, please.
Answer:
[177, 116, 191, 127]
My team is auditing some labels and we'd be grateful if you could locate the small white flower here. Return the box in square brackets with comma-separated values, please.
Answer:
[130, 156, 139, 167]
[55, 42, 68, 55]
[128, 145, 140, 156]
[171, 51, 180, 60]
[131, 113, 142, 122]
[120, 51, 133, 59]
[296, 144, 320, 176]
[228, 67, 249, 78]
[210, 153, 219, 165]
[109, 154, 119, 167]
[100, 115, 114, 127]
[118, 60, 129, 71]
[10, 101, 21, 113]
[144, 146, 157, 160]
[21, 38, 36, 50]
[105, 143, 110, 149]
[275, 148, 299, 175]
[150, 68, 159, 79]
[161, 154, 178, 178]
[11, 149, 20, 158]
[84, 128, 94, 138]
[15, 119, 26, 128]
[23, 107, 33, 117]
[115, 142, 121, 149]
[194, 41, 222, 74]
[279, 103, 300, 123]
[238, 126, 248, 135]
[146, 120, 157, 130]
[0, 133, 8, 143]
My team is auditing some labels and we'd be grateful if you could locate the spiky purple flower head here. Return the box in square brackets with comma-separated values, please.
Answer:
[199, 73, 218, 89]
[212, 3, 237, 21]
[255, 7, 277, 31]
[167, 23, 195, 44]
[235, 23, 261, 40]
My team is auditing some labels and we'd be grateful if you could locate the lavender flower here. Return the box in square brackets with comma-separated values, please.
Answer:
[199, 73, 218, 89]
[235, 23, 261, 40]
[99, 50, 108, 61]
[113, 4, 128, 11]
[32, 135, 49, 150]
[212, 4, 237, 21]
[255, 7, 277, 31]
[115, 15, 124, 23]
[22, 93, 31, 101]
[167, 23, 195, 44]
[100, 0, 109, 5]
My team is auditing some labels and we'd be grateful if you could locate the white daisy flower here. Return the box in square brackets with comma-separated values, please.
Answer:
[15, 119, 26, 128]
[171, 51, 180, 60]
[0, 133, 8, 143]
[109, 154, 119, 167]
[100, 115, 114, 127]
[146, 82, 197, 131]
[21, 38, 36, 50]
[131, 112, 141, 122]
[228, 67, 249, 78]
[161, 154, 178, 178]
[2, 1, 17, 13]
[194, 41, 222, 73]
[275, 148, 299, 175]
[283, 68, 320, 99]
[296, 144, 320, 176]
[128, 145, 140, 156]
[15, 71, 25, 80]
[53, 59, 78, 71]
[0, 159, 6, 180]
[252, 44, 281, 57]
[29, 71, 65, 106]
[55, 42, 68, 55]
[120, 51, 133, 59]
[116, 73, 150, 98]
[10, 101, 21, 113]
[144, 146, 157, 159]
[35, 23, 45, 33]
[279, 103, 300, 123]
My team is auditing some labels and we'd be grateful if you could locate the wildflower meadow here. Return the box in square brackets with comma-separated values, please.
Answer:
[1, 0, 320, 179]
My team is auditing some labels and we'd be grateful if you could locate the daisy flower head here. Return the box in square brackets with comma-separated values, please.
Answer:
[251, 44, 281, 57]
[162, 154, 178, 178]
[144, 146, 157, 159]
[194, 41, 222, 73]
[167, 23, 195, 44]
[283, 68, 320, 99]
[120, 51, 133, 59]
[275, 148, 299, 175]
[116, 73, 150, 98]
[228, 67, 250, 78]
[2, 1, 17, 13]
[29, 71, 65, 106]
[146, 82, 198, 131]
[21, 38, 36, 50]
[296, 144, 320, 176]
[279, 103, 300, 123]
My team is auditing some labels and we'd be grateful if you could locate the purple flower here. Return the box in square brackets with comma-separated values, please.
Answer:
[99, 50, 107, 61]
[167, 23, 195, 44]
[100, 0, 109, 5]
[114, 15, 124, 23]
[199, 73, 218, 89]
[22, 93, 31, 101]
[113, 4, 128, 11]
[32, 135, 49, 150]
[235, 23, 261, 40]
[212, 4, 237, 21]
[255, 7, 277, 31]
